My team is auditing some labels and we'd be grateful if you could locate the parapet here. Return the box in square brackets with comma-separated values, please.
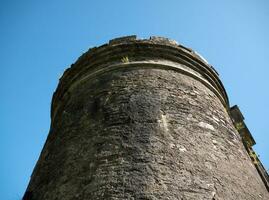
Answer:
[230, 105, 269, 191]
[51, 36, 229, 122]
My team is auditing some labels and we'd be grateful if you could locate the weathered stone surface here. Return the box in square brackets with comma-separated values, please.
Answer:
[24, 36, 269, 199]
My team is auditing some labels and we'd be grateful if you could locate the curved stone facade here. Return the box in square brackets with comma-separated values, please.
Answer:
[24, 36, 269, 199]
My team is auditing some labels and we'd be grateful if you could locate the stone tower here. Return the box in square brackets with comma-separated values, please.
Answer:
[23, 36, 269, 199]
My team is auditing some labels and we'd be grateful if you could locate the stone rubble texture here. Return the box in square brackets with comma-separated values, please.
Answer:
[24, 36, 269, 199]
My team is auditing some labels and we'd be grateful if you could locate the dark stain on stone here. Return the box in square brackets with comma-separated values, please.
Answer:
[90, 98, 100, 117]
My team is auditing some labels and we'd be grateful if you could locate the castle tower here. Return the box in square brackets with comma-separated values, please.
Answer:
[23, 36, 269, 199]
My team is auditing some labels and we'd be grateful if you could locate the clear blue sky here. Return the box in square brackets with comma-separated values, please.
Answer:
[1, 0, 268, 199]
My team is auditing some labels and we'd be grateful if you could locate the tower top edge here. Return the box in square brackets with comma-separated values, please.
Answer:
[84, 35, 211, 66]
[51, 36, 230, 119]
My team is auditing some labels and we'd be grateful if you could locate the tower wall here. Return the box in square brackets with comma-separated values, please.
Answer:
[24, 36, 269, 199]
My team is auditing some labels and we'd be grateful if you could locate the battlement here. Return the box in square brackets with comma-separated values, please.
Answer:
[230, 105, 269, 191]
[52, 36, 229, 122]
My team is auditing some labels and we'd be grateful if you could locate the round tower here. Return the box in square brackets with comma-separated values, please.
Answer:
[24, 36, 269, 199]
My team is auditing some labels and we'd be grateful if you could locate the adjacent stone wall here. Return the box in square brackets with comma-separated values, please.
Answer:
[24, 36, 269, 199]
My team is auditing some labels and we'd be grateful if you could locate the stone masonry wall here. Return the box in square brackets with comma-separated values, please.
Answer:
[24, 36, 269, 200]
